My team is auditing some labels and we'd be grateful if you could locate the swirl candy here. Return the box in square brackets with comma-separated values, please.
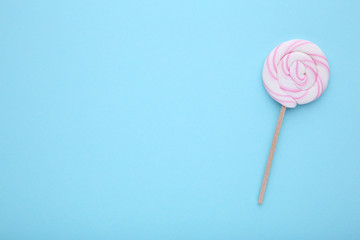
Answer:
[262, 39, 329, 108]
[258, 40, 329, 204]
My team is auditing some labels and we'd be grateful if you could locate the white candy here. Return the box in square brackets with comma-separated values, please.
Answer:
[262, 39, 329, 108]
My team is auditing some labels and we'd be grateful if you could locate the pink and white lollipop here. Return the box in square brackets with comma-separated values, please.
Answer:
[263, 39, 329, 108]
[258, 40, 329, 204]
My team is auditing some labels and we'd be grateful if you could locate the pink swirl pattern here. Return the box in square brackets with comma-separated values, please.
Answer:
[262, 39, 329, 108]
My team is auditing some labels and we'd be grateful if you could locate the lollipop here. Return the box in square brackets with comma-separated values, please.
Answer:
[258, 39, 329, 204]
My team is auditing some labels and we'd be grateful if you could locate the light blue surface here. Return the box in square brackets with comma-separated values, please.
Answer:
[0, 0, 359, 239]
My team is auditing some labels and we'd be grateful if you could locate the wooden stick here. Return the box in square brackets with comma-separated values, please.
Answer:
[258, 105, 286, 204]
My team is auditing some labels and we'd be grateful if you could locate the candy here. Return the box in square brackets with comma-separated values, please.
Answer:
[258, 40, 329, 204]
[262, 39, 329, 108]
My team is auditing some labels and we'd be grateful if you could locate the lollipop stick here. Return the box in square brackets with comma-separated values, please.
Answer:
[258, 105, 286, 204]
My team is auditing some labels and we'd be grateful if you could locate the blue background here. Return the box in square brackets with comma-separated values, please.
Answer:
[1, 0, 359, 239]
